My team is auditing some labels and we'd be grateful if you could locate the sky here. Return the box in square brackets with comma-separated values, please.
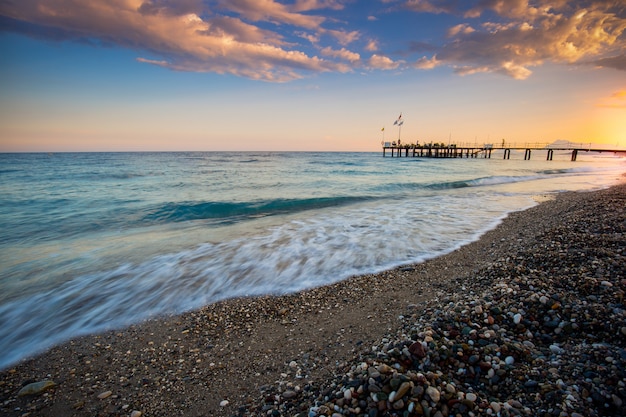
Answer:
[0, 0, 625, 152]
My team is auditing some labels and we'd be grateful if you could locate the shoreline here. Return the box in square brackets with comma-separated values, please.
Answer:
[1, 183, 625, 416]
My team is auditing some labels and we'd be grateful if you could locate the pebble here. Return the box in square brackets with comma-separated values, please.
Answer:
[426, 386, 440, 402]
[283, 390, 297, 399]
[97, 390, 112, 399]
[17, 380, 56, 397]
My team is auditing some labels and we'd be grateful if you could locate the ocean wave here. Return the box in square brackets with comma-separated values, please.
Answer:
[141, 196, 371, 224]
[425, 174, 550, 190]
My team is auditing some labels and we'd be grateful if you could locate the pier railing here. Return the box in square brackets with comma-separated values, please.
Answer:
[382, 143, 625, 161]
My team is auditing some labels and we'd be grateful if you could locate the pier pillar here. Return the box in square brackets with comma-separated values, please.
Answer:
[547, 149, 553, 161]
[503, 149, 511, 159]
[524, 149, 532, 160]
[571, 149, 578, 161]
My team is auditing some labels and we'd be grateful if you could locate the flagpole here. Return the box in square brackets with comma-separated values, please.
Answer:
[393, 112, 403, 145]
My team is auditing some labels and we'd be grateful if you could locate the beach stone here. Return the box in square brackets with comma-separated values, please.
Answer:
[130, 411, 142, 417]
[466, 392, 477, 402]
[97, 390, 112, 399]
[377, 364, 393, 374]
[17, 380, 56, 397]
[219, 400, 229, 407]
[392, 399, 404, 409]
[409, 341, 426, 358]
[549, 344, 564, 354]
[426, 386, 440, 402]
[283, 390, 297, 399]
[343, 389, 352, 400]
[395, 381, 412, 399]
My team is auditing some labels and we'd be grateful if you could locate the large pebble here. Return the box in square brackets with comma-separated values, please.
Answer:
[97, 390, 112, 399]
[17, 380, 56, 397]
[409, 341, 426, 358]
[426, 386, 440, 402]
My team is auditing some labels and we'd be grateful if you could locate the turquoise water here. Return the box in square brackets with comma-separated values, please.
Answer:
[0, 151, 624, 369]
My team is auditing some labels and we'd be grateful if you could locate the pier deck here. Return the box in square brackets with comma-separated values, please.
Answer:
[382, 145, 625, 161]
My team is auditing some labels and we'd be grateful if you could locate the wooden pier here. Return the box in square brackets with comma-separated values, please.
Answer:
[382, 144, 625, 161]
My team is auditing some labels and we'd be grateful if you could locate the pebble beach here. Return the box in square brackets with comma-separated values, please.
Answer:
[1, 182, 625, 417]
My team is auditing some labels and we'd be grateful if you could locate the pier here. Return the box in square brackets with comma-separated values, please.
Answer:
[382, 142, 625, 161]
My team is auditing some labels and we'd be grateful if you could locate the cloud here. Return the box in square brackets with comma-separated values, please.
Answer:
[413, 55, 440, 69]
[593, 54, 626, 70]
[321, 46, 360, 62]
[596, 88, 626, 108]
[292, 0, 345, 13]
[1, 0, 625, 82]
[365, 39, 379, 52]
[0, 0, 351, 82]
[401, 0, 458, 14]
[465, 0, 544, 19]
[217, 0, 325, 30]
[415, 0, 626, 79]
[447, 24, 475, 37]
[368, 54, 401, 70]
[324, 29, 360, 46]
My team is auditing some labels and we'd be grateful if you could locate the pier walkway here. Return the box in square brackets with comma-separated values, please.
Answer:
[382, 143, 625, 161]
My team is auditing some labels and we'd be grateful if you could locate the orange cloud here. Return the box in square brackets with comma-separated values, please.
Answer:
[321, 46, 360, 62]
[596, 89, 626, 109]
[412, 0, 626, 79]
[0, 0, 351, 82]
[1, 0, 625, 82]
[219, 0, 325, 29]
[368, 54, 401, 70]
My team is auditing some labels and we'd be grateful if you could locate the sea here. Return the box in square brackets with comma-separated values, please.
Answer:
[0, 150, 624, 370]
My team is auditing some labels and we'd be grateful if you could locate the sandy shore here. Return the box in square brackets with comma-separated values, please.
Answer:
[1, 183, 625, 417]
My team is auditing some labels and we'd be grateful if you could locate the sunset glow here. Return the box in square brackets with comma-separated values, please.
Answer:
[1, 1, 625, 152]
